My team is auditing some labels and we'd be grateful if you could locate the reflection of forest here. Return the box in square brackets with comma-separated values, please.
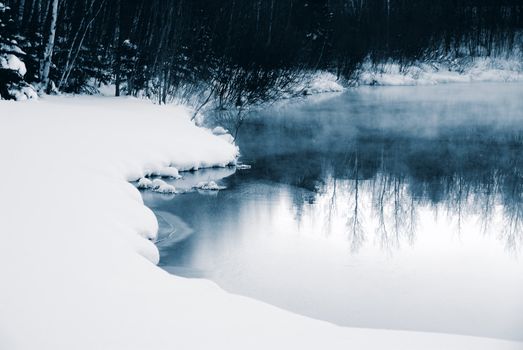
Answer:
[240, 129, 522, 254]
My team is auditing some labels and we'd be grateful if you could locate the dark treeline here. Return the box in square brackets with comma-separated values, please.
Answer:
[1, 0, 522, 104]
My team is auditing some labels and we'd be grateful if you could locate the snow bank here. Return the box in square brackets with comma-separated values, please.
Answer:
[303, 71, 345, 94]
[358, 57, 523, 86]
[151, 166, 182, 179]
[212, 126, 229, 135]
[287, 71, 345, 97]
[0, 96, 521, 350]
[151, 179, 177, 194]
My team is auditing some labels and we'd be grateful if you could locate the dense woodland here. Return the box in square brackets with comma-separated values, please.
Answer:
[1, 0, 522, 105]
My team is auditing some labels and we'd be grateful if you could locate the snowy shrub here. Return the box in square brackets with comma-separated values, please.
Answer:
[0, 2, 37, 101]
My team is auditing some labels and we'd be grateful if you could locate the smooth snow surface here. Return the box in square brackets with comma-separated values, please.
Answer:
[0, 96, 521, 350]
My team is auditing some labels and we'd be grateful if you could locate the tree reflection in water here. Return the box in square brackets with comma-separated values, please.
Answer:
[233, 128, 522, 255]
[208, 83, 523, 256]
[152, 86, 523, 340]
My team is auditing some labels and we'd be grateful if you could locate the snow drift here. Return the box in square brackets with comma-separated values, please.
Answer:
[0, 96, 521, 350]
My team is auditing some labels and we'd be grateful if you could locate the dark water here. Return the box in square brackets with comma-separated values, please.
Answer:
[142, 83, 523, 341]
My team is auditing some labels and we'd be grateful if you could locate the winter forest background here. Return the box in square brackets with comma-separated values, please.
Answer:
[1, 0, 522, 106]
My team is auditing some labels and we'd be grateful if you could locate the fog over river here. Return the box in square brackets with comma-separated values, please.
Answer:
[142, 83, 523, 341]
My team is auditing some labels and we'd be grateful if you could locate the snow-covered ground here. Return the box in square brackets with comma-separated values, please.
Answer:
[0, 96, 521, 350]
[358, 56, 523, 86]
[296, 71, 346, 95]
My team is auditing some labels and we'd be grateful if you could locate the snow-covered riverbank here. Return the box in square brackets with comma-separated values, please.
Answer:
[357, 56, 523, 86]
[291, 57, 523, 94]
[0, 96, 521, 350]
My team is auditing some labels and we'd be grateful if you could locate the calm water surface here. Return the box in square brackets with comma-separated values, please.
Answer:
[141, 83, 523, 341]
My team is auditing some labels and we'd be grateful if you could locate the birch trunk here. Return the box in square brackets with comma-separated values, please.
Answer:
[114, 0, 121, 97]
[41, 0, 59, 92]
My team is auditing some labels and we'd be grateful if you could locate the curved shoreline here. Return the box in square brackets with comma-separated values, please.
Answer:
[0, 96, 521, 350]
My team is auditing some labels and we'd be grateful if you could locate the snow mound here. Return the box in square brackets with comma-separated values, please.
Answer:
[212, 126, 229, 135]
[195, 181, 226, 191]
[305, 72, 345, 94]
[285, 71, 345, 97]
[152, 166, 182, 179]
[152, 179, 176, 194]
[136, 177, 153, 189]
[274, 71, 345, 100]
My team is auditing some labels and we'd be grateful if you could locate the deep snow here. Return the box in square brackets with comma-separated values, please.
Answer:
[0, 96, 521, 350]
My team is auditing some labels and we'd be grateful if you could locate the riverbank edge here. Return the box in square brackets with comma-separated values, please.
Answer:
[0, 96, 522, 349]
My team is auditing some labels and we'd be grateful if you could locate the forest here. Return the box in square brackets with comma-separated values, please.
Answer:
[1, 0, 522, 106]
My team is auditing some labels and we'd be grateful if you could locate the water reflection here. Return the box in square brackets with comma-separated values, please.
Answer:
[218, 122, 523, 255]
[147, 83, 523, 341]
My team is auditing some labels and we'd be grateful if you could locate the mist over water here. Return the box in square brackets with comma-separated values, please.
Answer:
[144, 83, 523, 341]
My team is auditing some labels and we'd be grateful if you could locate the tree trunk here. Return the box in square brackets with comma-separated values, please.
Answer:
[255, 0, 261, 33]
[41, 0, 59, 93]
[266, 0, 275, 47]
[17, 0, 26, 26]
[114, 0, 121, 97]
[58, 0, 106, 91]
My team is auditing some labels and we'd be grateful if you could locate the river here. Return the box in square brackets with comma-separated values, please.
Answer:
[141, 82, 523, 341]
